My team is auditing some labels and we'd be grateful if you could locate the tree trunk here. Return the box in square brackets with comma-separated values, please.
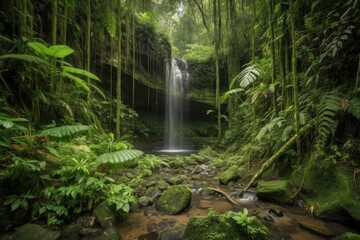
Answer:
[86, 0, 91, 101]
[244, 120, 315, 191]
[290, 0, 301, 163]
[116, 0, 122, 139]
[268, 0, 278, 116]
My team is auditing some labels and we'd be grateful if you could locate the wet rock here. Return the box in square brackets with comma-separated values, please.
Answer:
[11, 224, 61, 240]
[93, 202, 116, 228]
[236, 189, 245, 198]
[144, 207, 157, 216]
[157, 180, 170, 190]
[269, 208, 284, 217]
[79, 227, 101, 237]
[168, 175, 188, 185]
[138, 196, 154, 207]
[256, 180, 294, 205]
[191, 154, 208, 163]
[147, 222, 157, 232]
[146, 180, 157, 187]
[145, 187, 162, 199]
[99, 227, 120, 240]
[199, 187, 215, 196]
[263, 215, 274, 222]
[139, 232, 158, 240]
[63, 223, 81, 238]
[219, 165, 241, 185]
[298, 219, 336, 237]
[158, 224, 186, 240]
[155, 186, 192, 215]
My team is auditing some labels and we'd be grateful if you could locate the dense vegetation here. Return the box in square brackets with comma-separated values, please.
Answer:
[0, 0, 360, 238]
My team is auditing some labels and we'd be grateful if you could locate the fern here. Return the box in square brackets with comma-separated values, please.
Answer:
[348, 98, 360, 120]
[0, 54, 48, 64]
[315, 89, 343, 147]
[40, 125, 90, 139]
[97, 149, 144, 164]
[256, 117, 286, 140]
[230, 64, 261, 89]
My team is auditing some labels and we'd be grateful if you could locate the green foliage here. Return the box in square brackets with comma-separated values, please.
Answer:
[27, 42, 74, 59]
[135, 154, 169, 177]
[97, 149, 144, 164]
[105, 184, 136, 212]
[184, 44, 214, 62]
[229, 208, 268, 240]
[230, 64, 262, 89]
[4, 191, 35, 211]
[40, 125, 91, 140]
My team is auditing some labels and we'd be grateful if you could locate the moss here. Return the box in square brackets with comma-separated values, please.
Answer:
[183, 212, 243, 240]
[168, 175, 189, 185]
[219, 165, 241, 185]
[155, 186, 191, 215]
[292, 156, 360, 222]
[256, 180, 294, 205]
[337, 232, 360, 240]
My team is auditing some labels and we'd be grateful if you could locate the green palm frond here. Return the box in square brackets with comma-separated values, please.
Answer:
[315, 89, 343, 147]
[220, 88, 245, 103]
[348, 98, 360, 120]
[230, 64, 261, 89]
[40, 125, 90, 139]
[97, 149, 144, 164]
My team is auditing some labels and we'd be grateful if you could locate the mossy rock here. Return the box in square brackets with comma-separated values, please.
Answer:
[93, 202, 116, 228]
[11, 224, 61, 240]
[337, 232, 360, 240]
[145, 186, 161, 199]
[99, 227, 120, 240]
[219, 165, 240, 185]
[183, 210, 268, 240]
[256, 180, 294, 205]
[157, 179, 170, 190]
[183, 214, 241, 240]
[168, 175, 188, 185]
[198, 146, 217, 157]
[155, 186, 191, 215]
[292, 158, 360, 222]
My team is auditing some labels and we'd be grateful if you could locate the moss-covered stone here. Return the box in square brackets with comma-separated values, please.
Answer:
[11, 224, 61, 240]
[93, 202, 116, 228]
[157, 179, 170, 190]
[337, 232, 360, 240]
[183, 213, 242, 240]
[99, 227, 120, 240]
[183, 210, 268, 240]
[168, 175, 189, 185]
[145, 186, 161, 199]
[256, 180, 294, 205]
[219, 165, 240, 185]
[155, 186, 191, 215]
[292, 157, 360, 222]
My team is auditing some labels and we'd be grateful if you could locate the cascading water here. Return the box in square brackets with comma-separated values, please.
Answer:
[164, 59, 189, 151]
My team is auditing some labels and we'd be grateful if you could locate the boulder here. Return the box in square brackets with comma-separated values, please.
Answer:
[219, 165, 240, 185]
[183, 210, 268, 240]
[157, 180, 170, 190]
[145, 186, 161, 199]
[168, 175, 188, 185]
[11, 224, 61, 240]
[79, 227, 101, 237]
[138, 196, 153, 207]
[93, 202, 116, 228]
[256, 180, 294, 205]
[155, 186, 191, 215]
[158, 224, 186, 240]
[99, 227, 120, 240]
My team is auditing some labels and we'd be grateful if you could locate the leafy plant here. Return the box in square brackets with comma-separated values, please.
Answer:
[97, 149, 144, 165]
[4, 191, 35, 211]
[40, 124, 91, 140]
[230, 208, 268, 240]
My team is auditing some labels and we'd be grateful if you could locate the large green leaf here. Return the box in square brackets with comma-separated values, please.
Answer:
[40, 125, 90, 139]
[27, 42, 74, 58]
[47, 45, 74, 58]
[62, 72, 90, 91]
[62, 66, 100, 81]
[97, 149, 144, 164]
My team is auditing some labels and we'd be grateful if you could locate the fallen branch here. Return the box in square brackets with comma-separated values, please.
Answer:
[244, 120, 315, 191]
[208, 187, 239, 206]
[11, 144, 62, 165]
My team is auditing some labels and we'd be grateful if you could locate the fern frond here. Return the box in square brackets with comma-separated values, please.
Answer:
[97, 149, 144, 164]
[348, 98, 360, 120]
[220, 88, 245, 103]
[230, 65, 261, 89]
[40, 125, 90, 139]
[256, 117, 286, 140]
[315, 89, 343, 147]
[0, 54, 48, 64]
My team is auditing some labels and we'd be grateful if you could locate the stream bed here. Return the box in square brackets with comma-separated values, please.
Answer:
[117, 170, 355, 240]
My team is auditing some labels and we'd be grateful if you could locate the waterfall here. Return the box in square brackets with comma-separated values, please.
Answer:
[164, 59, 189, 150]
